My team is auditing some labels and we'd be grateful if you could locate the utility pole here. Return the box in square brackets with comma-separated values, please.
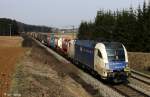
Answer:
[0, 22, 2, 35]
[9, 24, 12, 37]
[72, 25, 75, 33]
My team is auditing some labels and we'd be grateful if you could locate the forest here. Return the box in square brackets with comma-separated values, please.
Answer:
[0, 18, 52, 36]
[78, 2, 150, 52]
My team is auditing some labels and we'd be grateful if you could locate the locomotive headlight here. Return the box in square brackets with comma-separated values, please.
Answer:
[124, 64, 130, 72]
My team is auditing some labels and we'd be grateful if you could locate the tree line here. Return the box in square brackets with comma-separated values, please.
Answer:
[0, 18, 52, 36]
[78, 2, 150, 52]
[0, 18, 19, 36]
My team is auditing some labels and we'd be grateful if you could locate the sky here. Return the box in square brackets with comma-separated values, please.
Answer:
[0, 0, 149, 28]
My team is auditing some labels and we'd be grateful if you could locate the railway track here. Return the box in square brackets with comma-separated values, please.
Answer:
[111, 84, 149, 97]
[131, 70, 150, 85]
[127, 70, 150, 96]
[110, 70, 150, 97]
[111, 70, 150, 97]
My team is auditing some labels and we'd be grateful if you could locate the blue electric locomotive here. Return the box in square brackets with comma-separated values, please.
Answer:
[67, 40, 130, 82]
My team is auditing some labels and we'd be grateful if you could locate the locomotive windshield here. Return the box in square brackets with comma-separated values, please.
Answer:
[104, 42, 125, 61]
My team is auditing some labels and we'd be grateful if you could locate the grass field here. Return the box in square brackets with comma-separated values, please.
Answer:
[0, 36, 26, 97]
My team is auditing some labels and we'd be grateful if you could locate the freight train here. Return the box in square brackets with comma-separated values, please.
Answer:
[27, 32, 131, 83]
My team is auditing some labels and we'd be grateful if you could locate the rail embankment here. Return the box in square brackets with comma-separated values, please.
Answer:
[128, 52, 150, 75]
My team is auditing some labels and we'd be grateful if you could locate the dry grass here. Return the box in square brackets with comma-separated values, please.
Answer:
[128, 52, 150, 73]
[0, 36, 26, 97]
[9, 37, 94, 97]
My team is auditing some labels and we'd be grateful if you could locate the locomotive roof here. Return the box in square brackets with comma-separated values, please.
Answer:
[75, 40, 122, 48]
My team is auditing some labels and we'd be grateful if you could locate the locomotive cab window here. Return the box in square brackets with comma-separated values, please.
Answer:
[105, 43, 125, 61]
[97, 50, 102, 58]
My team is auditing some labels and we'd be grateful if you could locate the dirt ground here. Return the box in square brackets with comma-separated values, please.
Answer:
[0, 36, 26, 97]
[9, 36, 98, 97]
[0, 36, 23, 47]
